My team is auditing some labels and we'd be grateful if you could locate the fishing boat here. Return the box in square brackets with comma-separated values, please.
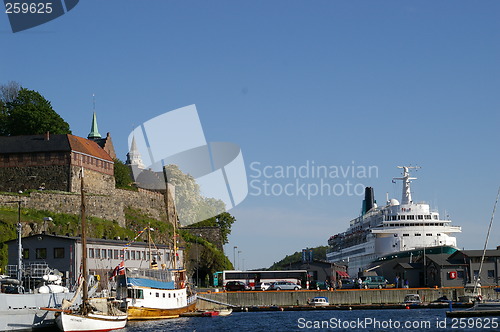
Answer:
[115, 228, 197, 319]
[115, 168, 197, 320]
[0, 201, 75, 332]
[326, 166, 462, 276]
[56, 169, 127, 332]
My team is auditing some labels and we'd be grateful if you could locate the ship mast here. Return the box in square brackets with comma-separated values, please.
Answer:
[80, 168, 89, 313]
[393, 166, 420, 205]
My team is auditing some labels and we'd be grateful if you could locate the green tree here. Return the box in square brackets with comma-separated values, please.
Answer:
[113, 158, 135, 190]
[190, 212, 236, 245]
[4, 88, 71, 135]
[0, 81, 21, 135]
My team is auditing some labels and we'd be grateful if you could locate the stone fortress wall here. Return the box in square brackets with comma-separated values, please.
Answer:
[0, 187, 169, 227]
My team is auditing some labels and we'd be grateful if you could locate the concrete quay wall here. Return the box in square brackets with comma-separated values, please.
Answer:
[197, 287, 500, 310]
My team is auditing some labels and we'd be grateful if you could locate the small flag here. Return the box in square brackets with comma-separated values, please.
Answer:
[110, 261, 125, 279]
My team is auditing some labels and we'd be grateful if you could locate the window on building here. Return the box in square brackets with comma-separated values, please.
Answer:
[102, 249, 106, 258]
[407, 215, 415, 220]
[125, 250, 130, 260]
[156, 293, 159, 298]
[131, 251, 136, 260]
[35, 248, 47, 259]
[403, 234, 409, 237]
[417, 215, 423, 220]
[95, 249, 101, 259]
[89, 248, 94, 258]
[425, 215, 431, 219]
[108, 249, 113, 259]
[121, 249, 125, 259]
[433, 215, 438, 220]
[426, 233, 432, 236]
[114, 249, 119, 259]
[415, 233, 421, 236]
[457, 271, 464, 279]
[488, 270, 495, 278]
[22, 248, 29, 259]
[54, 248, 65, 259]
[400, 215, 406, 220]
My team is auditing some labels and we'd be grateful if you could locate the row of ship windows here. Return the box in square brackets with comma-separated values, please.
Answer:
[385, 215, 438, 221]
[127, 289, 177, 299]
[386, 223, 445, 227]
[401, 233, 441, 237]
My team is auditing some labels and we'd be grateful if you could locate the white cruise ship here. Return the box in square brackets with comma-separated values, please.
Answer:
[326, 166, 462, 277]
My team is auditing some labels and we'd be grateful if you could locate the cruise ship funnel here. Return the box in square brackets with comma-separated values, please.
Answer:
[363, 187, 375, 214]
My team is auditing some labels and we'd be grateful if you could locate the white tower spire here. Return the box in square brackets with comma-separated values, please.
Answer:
[393, 166, 420, 205]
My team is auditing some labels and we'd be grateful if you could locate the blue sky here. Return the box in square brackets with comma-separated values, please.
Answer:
[2, 1, 500, 270]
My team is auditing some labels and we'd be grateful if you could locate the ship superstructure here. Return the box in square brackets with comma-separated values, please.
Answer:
[326, 166, 462, 276]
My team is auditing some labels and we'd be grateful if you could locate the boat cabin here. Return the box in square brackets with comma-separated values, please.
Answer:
[309, 297, 329, 306]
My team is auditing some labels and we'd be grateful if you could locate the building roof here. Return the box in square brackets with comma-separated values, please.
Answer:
[449, 248, 500, 260]
[68, 135, 112, 161]
[0, 134, 70, 154]
[0, 134, 112, 162]
[423, 254, 464, 267]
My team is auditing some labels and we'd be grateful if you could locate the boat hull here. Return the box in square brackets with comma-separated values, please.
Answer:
[127, 301, 197, 320]
[56, 312, 127, 332]
[0, 292, 75, 332]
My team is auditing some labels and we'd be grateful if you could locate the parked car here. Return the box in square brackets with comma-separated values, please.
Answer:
[224, 281, 250, 291]
[269, 281, 302, 291]
[310, 281, 330, 290]
[254, 282, 272, 291]
[338, 278, 357, 289]
[362, 276, 387, 289]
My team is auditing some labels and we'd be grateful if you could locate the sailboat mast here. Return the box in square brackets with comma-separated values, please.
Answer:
[16, 201, 22, 282]
[81, 168, 89, 305]
[473, 186, 500, 295]
[162, 166, 177, 269]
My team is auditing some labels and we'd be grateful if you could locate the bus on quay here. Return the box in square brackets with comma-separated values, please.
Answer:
[213, 270, 308, 289]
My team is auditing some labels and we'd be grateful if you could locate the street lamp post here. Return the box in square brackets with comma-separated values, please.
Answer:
[238, 250, 242, 270]
[233, 246, 237, 270]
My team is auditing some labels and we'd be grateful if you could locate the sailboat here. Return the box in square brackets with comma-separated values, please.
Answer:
[447, 187, 500, 317]
[56, 169, 127, 331]
[115, 167, 197, 319]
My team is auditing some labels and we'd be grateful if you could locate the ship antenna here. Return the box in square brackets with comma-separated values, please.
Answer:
[393, 166, 420, 204]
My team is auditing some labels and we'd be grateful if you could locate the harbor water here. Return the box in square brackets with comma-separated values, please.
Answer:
[123, 309, 498, 331]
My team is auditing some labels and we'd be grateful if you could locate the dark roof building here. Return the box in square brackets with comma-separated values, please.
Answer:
[0, 133, 114, 193]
